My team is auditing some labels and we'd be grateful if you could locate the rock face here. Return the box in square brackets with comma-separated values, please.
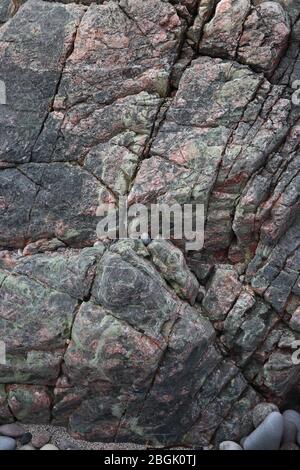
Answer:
[0, 0, 299, 447]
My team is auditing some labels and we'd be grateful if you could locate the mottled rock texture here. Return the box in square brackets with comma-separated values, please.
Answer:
[0, 0, 299, 447]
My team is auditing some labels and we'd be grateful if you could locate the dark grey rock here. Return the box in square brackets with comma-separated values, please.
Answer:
[19, 432, 32, 445]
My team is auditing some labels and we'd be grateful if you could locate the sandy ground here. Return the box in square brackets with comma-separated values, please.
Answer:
[22, 424, 194, 450]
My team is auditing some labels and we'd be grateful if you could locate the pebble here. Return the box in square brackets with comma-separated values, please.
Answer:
[140, 233, 151, 246]
[0, 423, 25, 438]
[19, 432, 32, 446]
[240, 437, 246, 448]
[243, 412, 283, 450]
[282, 418, 297, 444]
[282, 410, 300, 432]
[280, 443, 299, 450]
[40, 444, 59, 450]
[31, 431, 51, 449]
[0, 436, 17, 450]
[18, 444, 35, 450]
[219, 441, 243, 450]
[252, 403, 279, 428]
[58, 438, 80, 450]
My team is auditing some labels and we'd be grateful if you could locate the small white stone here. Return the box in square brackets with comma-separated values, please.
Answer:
[219, 441, 243, 450]
[40, 444, 59, 450]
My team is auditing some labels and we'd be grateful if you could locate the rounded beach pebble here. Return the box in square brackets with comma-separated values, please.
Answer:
[19, 432, 32, 446]
[0, 423, 25, 438]
[0, 436, 17, 450]
[282, 419, 297, 444]
[244, 411, 283, 450]
[18, 444, 35, 450]
[40, 444, 59, 450]
[283, 410, 300, 431]
[31, 431, 51, 449]
[219, 441, 243, 450]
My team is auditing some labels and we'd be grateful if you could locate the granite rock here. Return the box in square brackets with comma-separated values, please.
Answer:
[0, 0, 299, 448]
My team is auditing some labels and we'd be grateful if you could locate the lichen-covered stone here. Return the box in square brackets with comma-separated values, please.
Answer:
[7, 385, 52, 423]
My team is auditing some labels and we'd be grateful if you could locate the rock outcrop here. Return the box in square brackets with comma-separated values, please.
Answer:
[0, 0, 299, 447]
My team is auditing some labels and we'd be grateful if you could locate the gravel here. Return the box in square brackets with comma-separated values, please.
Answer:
[22, 424, 156, 450]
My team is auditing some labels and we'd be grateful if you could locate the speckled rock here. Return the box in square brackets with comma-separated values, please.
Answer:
[252, 403, 280, 428]
[0, 0, 299, 448]
[31, 431, 51, 449]
[199, 0, 290, 75]
[7, 385, 52, 423]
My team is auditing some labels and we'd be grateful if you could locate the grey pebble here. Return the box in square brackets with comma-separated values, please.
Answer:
[0, 436, 17, 450]
[0, 423, 25, 438]
[58, 438, 80, 450]
[252, 403, 279, 428]
[280, 442, 300, 450]
[219, 441, 243, 450]
[282, 418, 297, 444]
[244, 412, 283, 450]
[283, 410, 300, 432]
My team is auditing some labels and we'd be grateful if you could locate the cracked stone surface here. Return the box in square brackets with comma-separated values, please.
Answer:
[0, 0, 299, 447]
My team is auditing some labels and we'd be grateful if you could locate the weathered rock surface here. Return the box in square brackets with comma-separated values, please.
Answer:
[0, 0, 299, 447]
